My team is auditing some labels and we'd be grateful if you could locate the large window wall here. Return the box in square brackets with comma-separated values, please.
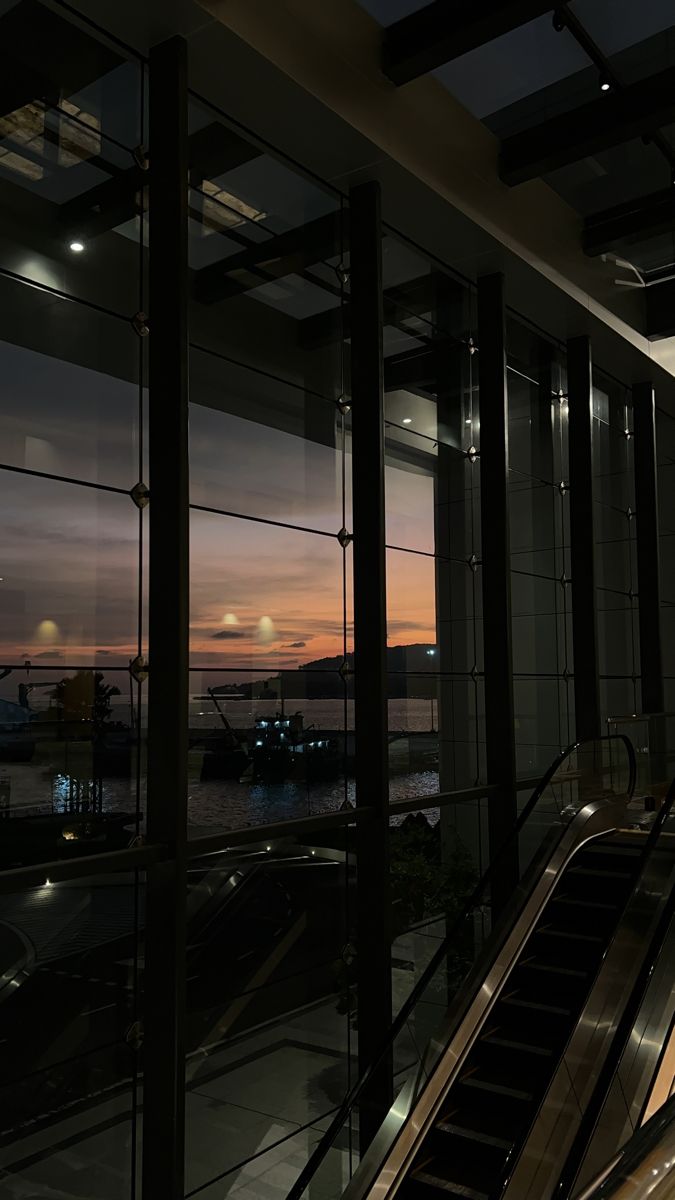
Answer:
[657, 405, 675, 715]
[185, 98, 351, 837]
[507, 321, 573, 779]
[0, 6, 673, 1200]
[593, 370, 640, 721]
[382, 245, 484, 808]
[0, 3, 147, 1195]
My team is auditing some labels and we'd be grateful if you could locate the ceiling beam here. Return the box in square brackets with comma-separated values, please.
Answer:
[646, 279, 675, 341]
[583, 188, 675, 257]
[299, 274, 438, 348]
[501, 66, 675, 185]
[382, 0, 554, 87]
[56, 123, 261, 242]
[1, 0, 121, 102]
[194, 210, 344, 304]
[187, 121, 260, 187]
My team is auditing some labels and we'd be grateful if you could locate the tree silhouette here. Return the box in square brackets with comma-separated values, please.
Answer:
[51, 670, 121, 735]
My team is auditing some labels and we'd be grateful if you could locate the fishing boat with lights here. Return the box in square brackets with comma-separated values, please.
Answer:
[248, 711, 342, 784]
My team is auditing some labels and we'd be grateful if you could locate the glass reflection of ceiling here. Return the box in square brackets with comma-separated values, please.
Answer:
[248, 273, 341, 320]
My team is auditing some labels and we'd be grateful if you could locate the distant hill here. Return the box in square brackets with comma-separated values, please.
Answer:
[212, 644, 440, 700]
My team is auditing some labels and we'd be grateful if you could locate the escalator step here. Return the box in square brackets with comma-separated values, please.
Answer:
[534, 926, 604, 946]
[500, 994, 572, 1018]
[480, 1034, 553, 1058]
[420, 1127, 509, 1193]
[435, 1120, 512, 1152]
[550, 895, 618, 913]
[443, 1081, 532, 1143]
[518, 958, 589, 980]
[410, 1168, 490, 1199]
[577, 842, 641, 858]
[458, 1073, 534, 1102]
[565, 866, 633, 881]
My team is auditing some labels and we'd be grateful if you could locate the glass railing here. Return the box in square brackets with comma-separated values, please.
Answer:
[607, 711, 675, 802]
[286, 735, 636, 1200]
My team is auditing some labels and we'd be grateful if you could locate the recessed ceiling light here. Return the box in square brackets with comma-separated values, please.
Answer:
[402, 417, 412, 425]
[69, 240, 85, 253]
[599, 72, 612, 93]
[465, 418, 471, 425]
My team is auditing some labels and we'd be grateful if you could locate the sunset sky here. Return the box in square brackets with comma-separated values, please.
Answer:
[0, 338, 438, 675]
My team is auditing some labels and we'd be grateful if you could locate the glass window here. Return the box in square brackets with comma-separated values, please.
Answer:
[593, 373, 639, 719]
[0, 870, 142, 1194]
[184, 829, 355, 1196]
[383, 244, 483, 805]
[508, 322, 572, 774]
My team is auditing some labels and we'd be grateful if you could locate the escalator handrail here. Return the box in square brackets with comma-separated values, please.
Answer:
[553, 774, 675, 1200]
[286, 734, 636, 1200]
[574, 1096, 675, 1200]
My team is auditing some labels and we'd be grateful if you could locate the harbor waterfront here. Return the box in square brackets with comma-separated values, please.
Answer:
[0, 693, 457, 834]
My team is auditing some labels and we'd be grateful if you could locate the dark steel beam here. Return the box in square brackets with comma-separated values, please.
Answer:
[646, 279, 675, 341]
[194, 210, 343, 304]
[568, 335, 601, 740]
[57, 165, 146, 240]
[478, 273, 517, 910]
[299, 273, 434, 350]
[187, 121, 260, 186]
[501, 66, 675, 186]
[186, 806, 375, 858]
[382, 0, 554, 87]
[350, 180, 393, 1146]
[57, 122, 260, 244]
[0, 0, 121, 105]
[583, 187, 675, 257]
[0, 843, 166, 894]
[143, 36, 189, 1200]
[633, 382, 664, 714]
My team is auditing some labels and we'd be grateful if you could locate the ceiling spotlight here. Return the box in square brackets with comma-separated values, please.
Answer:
[599, 72, 612, 93]
[69, 240, 85, 253]
[402, 417, 412, 425]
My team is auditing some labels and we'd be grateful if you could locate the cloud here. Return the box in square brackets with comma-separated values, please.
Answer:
[35, 650, 63, 659]
[211, 629, 246, 640]
[284, 641, 306, 648]
[97, 650, 111, 656]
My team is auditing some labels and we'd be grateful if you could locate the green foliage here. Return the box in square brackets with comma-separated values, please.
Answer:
[390, 813, 477, 938]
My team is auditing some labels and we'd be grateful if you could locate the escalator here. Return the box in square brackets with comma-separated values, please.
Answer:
[404, 836, 647, 1199]
[287, 734, 675, 1200]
